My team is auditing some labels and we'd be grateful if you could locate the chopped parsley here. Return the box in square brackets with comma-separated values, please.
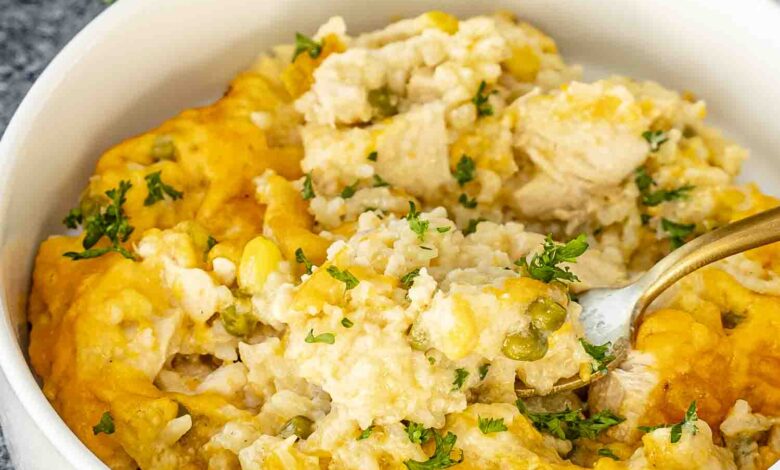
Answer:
[453, 155, 476, 186]
[472, 80, 495, 117]
[304, 329, 335, 345]
[357, 425, 375, 440]
[367, 151, 378, 162]
[458, 193, 477, 208]
[642, 130, 669, 152]
[326, 266, 360, 290]
[404, 421, 432, 445]
[436, 226, 451, 233]
[721, 311, 746, 329]
[63, 180, 135, 260]
[341, 317, 354, 328]
[403, 430, 463, 470]
[400, 268, 421, 289]
[598, 448, 620, 460]
[373, 174, 390, 187]
[301, 173, 315, 200]
[295, 248, 314, 275]
[340, 181, 359, 199]
[478, 363, 491, 381]
[478, 416, 508, 434]
[451, 368, 469, 391]
[661, 218, 695, 249]
[144, 171, 183, 206]
[516, 400, 625, 440]
[92, 411, 115, 435]
[427, 356, 436, 365]
[405, 201, 429, 241]
[515, 234, 588, 283]
[368, 86, 399, 118]
[463, 218, 485, 236]
[292, 33, 322, 61]
[206, 235, 217, 252]
[634, 167, 654, 192]
[635, 167, 693, 206]
[579, 339, 615, 373]
[638, 401, 698, 444]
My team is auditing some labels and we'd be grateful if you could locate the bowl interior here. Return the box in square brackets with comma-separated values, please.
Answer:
[2, 0, 780, 466]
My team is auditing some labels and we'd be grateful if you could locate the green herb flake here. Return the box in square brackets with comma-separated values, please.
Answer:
[206, 235, 217, 252]
[400, 268, 421, 289]
[403, 430, 463, 470]
[515, 234, 588, 283]
[451, 368, 469, 391]
[478, 363, 491, 381]
[427, 356, 436, 365]
[458, 193, 477, 209]
[357, 425, 375, 440]
[472, 81, 495, 117]
[304, 329, 335, 345]
[295, 248, 314, 275]
[598, 448, 620, 460]
[579, 339, 615, 373]
[516, 400, 625, 440]
[368, 86, 399, 118]
[292, 33, 322, 61]
[326, 266, 360, 290]
[373, 174, 391, 188]
[403, 421, 432, 445]
[478, 416, 508, 434]
[301, 173, 315, 200]
[635, 167, 694, 207]
[367, 151, 378, 162]
[92, 411, 115, 435]
[638, 401, 698, 444]
[63, 180, 136, 261]
[405, 201, 429, 241]
[463, 218, 486, 236]
[721, 311, 746, 329]
[341, 181, 359, 199]
[436, 226, 451, 233]
[642, 130, 669, 152]
[453, 155, 476, 186]
[661, 218, 695, 249]
[634, 167, 654, 192]
[341, 317, 354, 328]
[144, 171, 183, 206]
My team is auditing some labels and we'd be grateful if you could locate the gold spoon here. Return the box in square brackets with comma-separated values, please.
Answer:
[517, 206, 780, 397]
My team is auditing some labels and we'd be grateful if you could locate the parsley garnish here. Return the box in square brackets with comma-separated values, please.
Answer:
[515, 234, 588, 283]
[436, 226, 451, 233]
[206, 235, 217, 252]
[326, 266, 360, 290]
[638, 401, 698, 444]
[463, 218, 485, 236]
[301, 173, 315, 200]
[721, 311, 746, 329]
[516, 400, 624, 440]
[144, 171, 183, 206]
[458, 193, 477, 209]
[292, 33, 322, 61]
[357, 425, 374, 440]
[642, 130, 669, 152]
[92, 411, 115, 435]
[472, 81, 495, 117]
[579, 339, 615, 373]
[295, 248, 314, 274]
[451, 368, 469, 391]
[404, 421, 432, 445]
[478, 363, 491, 381]
[341, 317, 354, 328]
[403, 430, 463, 470]
[367, 151, 378, 162]
[478, 416, 508, 434]
[453, 155, 476, 186]
[63, 181, 135, 260]
[341, 181, 359, 199]
[368, 86, 399, 118]
[598, 448, 620, 460]
[661, 218, 695, 249]
[400, 268, 421, 289]
[373, 174, 390, 187]
[635, 167, 693, 206]
[405, 201, 429, 241]
[304, 329, 335, 344]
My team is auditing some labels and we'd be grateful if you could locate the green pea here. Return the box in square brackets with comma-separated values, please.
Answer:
[367, 86, 398, 118]
[279, 415, 314, 440]
[502, 326, 548, 361]
[219, 305, 257, 337]
[528, 297, 568, 332]
[151, 135, 177, 161]
[408, 322, 429, 351]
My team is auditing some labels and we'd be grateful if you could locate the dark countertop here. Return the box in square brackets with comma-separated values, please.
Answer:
[0, 0, 106, 466]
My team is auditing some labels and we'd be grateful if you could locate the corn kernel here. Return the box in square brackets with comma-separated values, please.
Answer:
[238, 236, 282, 294]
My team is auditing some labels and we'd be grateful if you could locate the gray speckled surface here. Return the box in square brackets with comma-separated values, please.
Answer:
[0, 0, 106, 465]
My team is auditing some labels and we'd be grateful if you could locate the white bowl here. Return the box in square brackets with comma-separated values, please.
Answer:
[2, 0, 780, 468]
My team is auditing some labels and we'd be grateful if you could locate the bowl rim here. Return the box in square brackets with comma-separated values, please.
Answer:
[2, 0, 780, 468]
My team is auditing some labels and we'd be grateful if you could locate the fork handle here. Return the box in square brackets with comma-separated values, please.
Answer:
[632, 205, 780, 325]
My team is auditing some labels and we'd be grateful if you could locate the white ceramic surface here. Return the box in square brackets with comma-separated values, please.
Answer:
[2, 0, 780, 468]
